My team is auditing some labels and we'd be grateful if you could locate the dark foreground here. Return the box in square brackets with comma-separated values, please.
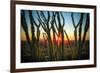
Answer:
[21, 40, 89, 63]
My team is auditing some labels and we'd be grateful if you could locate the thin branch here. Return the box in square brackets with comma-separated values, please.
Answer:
[47, 11, 51, 24]
[71, 13, 76, 28]
[60, 12, 65, 27]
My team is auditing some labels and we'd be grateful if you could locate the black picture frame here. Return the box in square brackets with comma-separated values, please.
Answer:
[11, 0, 96, 73]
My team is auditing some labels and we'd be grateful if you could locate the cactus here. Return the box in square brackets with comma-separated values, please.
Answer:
[50, 12, 57, 46]
[54, 12, 65, 60]
[36, 11, 54, 61]
[43, 33, 47, 48]
[78, 13, 84, 59]
[82, 14, 89, 48]
[71, 13, 79, 49]
[71, 13, 83, 59]
[22, 10, 89, 61]
[21, 10, 31, 48]
[28, 10, 37, 61]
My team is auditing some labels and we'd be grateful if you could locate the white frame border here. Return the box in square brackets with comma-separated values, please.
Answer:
[15, 4, 94, 69]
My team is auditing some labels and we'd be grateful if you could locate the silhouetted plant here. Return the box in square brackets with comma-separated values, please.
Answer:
[50, 12, 57, 46]
[71, 13, 84, 59]
[21, 10, 31, 55]
[36, 11, 54, 61]
[82, 13, 89, 47]
[28, 10, 37, 61]
[78, 13, 84, 59]
[64, 30, 73, 52]
[55, 12, 65, 60]
[43, 33, 47, 48]
[71, 13, 89, 59]
[71, 13, 80, 50]
[21, 10, 89, 62]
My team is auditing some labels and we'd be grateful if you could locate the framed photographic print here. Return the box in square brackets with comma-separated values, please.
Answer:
[11, 0, 96, 73]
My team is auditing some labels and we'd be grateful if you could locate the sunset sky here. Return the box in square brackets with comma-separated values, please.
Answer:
[21, 10, 89, 41]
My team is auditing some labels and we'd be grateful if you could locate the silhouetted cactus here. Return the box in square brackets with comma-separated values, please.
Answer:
[71, 13, 84, 59]
[36, 11, 54, 61]
[35, 23, 41, 45]
[43, 33, 47, 47]
[78, 13, 84, 59]
[21, 10, 31, 53]
[28, 10, 37, 61]
[50, 12, 57, 46]
[71, 13, 79, 49]
[55, 12, 65, 60]
[22, 10, 90, 61]
[64, 30, 72, 51]
[82, 13, 89, 47]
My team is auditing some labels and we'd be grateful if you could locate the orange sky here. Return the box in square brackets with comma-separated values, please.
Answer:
[21, 10, 90, 42]
[21, 27, 89, 41]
